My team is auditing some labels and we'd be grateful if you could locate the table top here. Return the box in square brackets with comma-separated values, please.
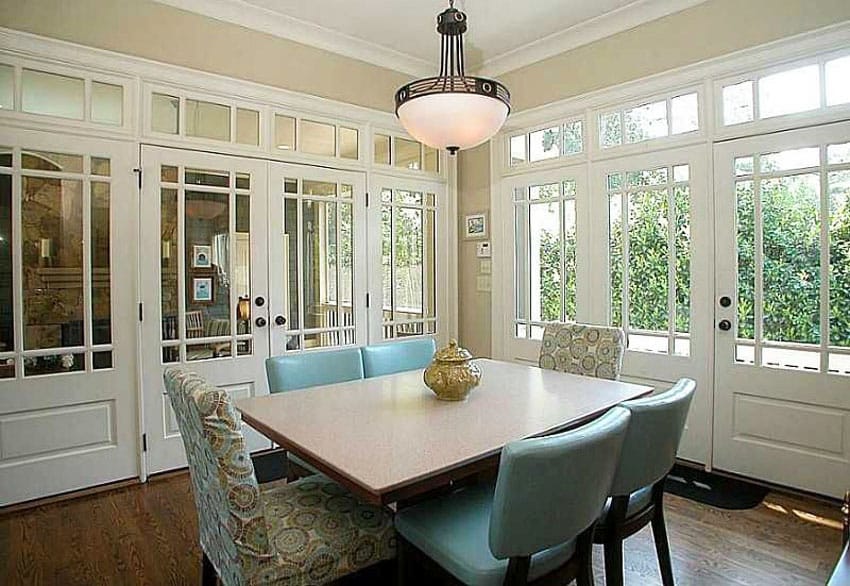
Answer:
[238, 358, 652, 505]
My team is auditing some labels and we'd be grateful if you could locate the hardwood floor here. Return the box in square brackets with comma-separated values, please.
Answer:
[0, 472, 843, 585]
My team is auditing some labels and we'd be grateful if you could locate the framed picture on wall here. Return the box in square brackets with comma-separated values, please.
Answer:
[192, 245, 212, 268]
[192, 277, 214, 303]
[464, 213, 487, 239]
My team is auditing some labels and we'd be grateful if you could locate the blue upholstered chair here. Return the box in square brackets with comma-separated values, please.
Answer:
[594, 378, 696, 586]
[162, 368, 395, 586]
[265, 347, 364, 393]
[361, 338, 437, 378]
[395, 407, 631, 586]
[265, 348, 364, 478]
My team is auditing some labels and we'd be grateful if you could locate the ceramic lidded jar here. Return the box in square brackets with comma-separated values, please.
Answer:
[423, 339, 481, 401]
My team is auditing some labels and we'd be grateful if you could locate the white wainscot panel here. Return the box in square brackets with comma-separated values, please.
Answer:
[0, 401, 115, 463]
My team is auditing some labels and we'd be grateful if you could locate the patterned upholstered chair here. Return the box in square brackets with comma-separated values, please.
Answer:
[538, 322, 626, 381]
[163, 367, 395, 586]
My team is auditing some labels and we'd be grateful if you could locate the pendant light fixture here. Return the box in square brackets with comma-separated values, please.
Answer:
[395, 0, 510, 155]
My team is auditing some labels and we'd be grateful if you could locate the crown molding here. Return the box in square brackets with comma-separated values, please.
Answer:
[153, 0, 433, 77]
[476, 0, 709, 77]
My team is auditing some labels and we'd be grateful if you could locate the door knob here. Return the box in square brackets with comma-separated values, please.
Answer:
[275, 315, 287, 326]
[718, 319, 731, 331]
[719, 296, 732, 307]
[255, 317, 267, 328]
[255, 296, 265, 307]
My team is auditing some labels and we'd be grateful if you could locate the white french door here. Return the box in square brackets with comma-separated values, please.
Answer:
[267, 164, 367, 355]
[367, 174, 448, 345]
[500, 165, 590, 363]
[714, 121, 850, 497]
[140, 146, 271, 474]
[0, 130, 139, 505]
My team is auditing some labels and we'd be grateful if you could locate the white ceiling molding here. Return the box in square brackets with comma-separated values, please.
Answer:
[476, 0, 709, 77]
[153, 0, 432, 77]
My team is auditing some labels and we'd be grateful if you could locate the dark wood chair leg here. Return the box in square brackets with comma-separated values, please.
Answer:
[504, 556, 531, 586]
[603, 496, 628, 586]
[576, 526, 595, 586]
[650, 483, 675, 586]
[396, 536, 406, 586]
[202, 551, 217, 586]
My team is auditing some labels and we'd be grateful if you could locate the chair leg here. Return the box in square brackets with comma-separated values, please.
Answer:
[201, 551, 217, 586]
[396, 537, 406, 586]
[576, 526, 595, 586]
[604, 537, 624, 586]
[651, 484, 675, 586]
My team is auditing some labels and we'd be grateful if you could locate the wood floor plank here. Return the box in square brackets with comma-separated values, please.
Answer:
[0, 473, 843, 585]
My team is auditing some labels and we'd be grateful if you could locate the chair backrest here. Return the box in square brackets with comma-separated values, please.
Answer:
[361, 338, 437, 378]
[609, 378, 696, 496]
[265, 347, 364, 393]
[538, 322, 626, 380]
[488, 407, 631, 559]
[185, 310, 204, 337]
[163, 368, 277, 586]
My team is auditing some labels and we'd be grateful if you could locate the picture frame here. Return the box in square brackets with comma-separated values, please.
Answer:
[464, 213, 487, 239]
[192, 245, 212, 268]
[192, 277, 214, 303]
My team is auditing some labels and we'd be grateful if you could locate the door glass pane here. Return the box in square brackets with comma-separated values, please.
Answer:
[736, 180, 755, 341]
[829, 170, 850, 348]
[723, 81, 754, 125]
[186, 99, 231, 142]
[303, 180, 336, 197]
[671, 93, 699, 135]
[0, 172, 12, 355]
[760, 147, 819, 172]
[826, 56, 850, 106]
[92, 157, 111, 176]
[339, 127, 359, 160]
[25, 353, 85, 376]
[425, 209, 436, 320]
[529, 201, 561, 322]
[0, 64, 13, 110]
[151, 93, 179, 135]
[759, 65, 820, 119]
[283, 197, 299, 332]
[161, 188, 178, 341]
[625, 100, 668, 143]
[675, 184, 691, 337]
[236, 108, 260, 146]
[382, 205, 393, 325]
[302, 199, 337, 332]
[184, 190, 230, 348]
[395, 138, 421, 170]
[339, 202, 353, 328]
[529, 126, 560, 162]
[91, 182, 111, 345]
[234, 191, 251, 340]
[374, 134, 391, 165]
[609, 195, 623, 327]
[301, 120, 336, 157]
[761, 174, 820, 344]
[23, 150, 83, 173]
[22, 69, 84, 120]
[563, 195, 577, 320]
[91, 82, 123, 126]
[274, 115, 296, 150]
[515, 204, 529, 324]
[186, 168, 229, 188]
[510, 135, 526, 165]
[627, 190, 669, 332]
[22, 177, 84, 349]
[394, 207, 424, 322]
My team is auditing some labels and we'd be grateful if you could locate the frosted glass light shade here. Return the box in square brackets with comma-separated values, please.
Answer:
[397, 93, 509, 151]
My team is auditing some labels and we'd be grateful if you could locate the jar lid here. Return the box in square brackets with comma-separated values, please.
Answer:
[433, 339, 473, 362]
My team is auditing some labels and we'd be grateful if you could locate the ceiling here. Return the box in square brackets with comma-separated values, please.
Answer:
[156, 0, 707, 77]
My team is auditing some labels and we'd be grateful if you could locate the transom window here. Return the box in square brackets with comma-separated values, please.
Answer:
[373, 133, 440, 174]
[509, 120, 584, 166]
[381, 188, 437, 338]
[513, 179, 578, 339]
[608, 164, 691, 355]
[599, 92, 699, 150]
[733, 141, 850, 374]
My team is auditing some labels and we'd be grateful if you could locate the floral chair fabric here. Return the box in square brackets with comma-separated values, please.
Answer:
[163, 368, 395, 586]
[538, 322, 626, 381]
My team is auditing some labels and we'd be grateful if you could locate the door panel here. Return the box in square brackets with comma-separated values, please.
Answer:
[714, 121, 850, 497]
[140, 146, 270, 474]
[0, 130, 138, 505]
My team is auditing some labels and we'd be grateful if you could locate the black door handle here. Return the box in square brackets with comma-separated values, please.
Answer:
[719, 296, 732, 307]
[255, 317, 267, 328]
[718, 319, 731, 331]
[255, 296, 265, 307]
[275, 315, 287, 326]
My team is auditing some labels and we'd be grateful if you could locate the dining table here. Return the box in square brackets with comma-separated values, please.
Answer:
[237, 358, 653, 506]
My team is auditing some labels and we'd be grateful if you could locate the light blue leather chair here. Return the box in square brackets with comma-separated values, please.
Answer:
[594, 378, 696, 586]
[265, 347, 364, 393]
[361, 337, 437, 378]
[265, 348, 365, 478]
[395, 407, 631, 586]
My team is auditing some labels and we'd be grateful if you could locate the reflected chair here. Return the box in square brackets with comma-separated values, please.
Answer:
[163, 367, 395, 586]
[538, 322, 626, 381]
[361, 338, 437, 378]
[594, 378, 696, 586]
[395, 407, 631, 586]
[265, 348, 365, 477]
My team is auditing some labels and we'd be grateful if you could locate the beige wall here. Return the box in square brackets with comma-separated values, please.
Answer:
[501, 0, 850, 112]
[459, 0, 850, 356]
[457, 144, 492, 357]
[0, 0, 410, 112]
